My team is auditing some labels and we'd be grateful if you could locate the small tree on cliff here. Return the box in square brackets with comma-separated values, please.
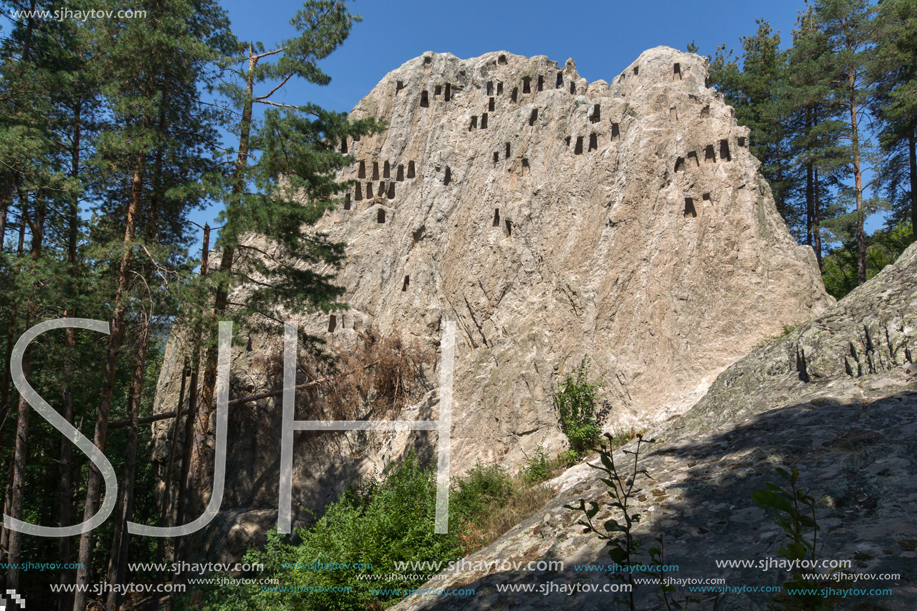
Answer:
[178, 0, 382, 561]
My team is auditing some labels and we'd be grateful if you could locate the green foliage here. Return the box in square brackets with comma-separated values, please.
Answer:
[558, 448, 581, 467]
[520, 443, 553, 483]
[821, 220, 913, 298]
[554, 358, 607, 455]
[189, 451, 464, 611]
[565, 434, 698, 610]
[752, 468, 834, 610]
[451, 461, 516, 522]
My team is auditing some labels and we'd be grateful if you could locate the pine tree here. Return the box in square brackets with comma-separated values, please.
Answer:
[785, 5, 847, 267]
[813, 0, 879, 285]
[873, 0, 917, 237]
[182, 1, 382, 559]
[707, 22, 801, 232]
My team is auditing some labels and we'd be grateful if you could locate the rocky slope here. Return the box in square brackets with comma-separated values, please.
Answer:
[151, 46, 832, 559]
[393, 242, 917, 611]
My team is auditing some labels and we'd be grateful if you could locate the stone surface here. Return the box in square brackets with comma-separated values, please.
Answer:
[391, 241, 917, 611]
[151, 46, 832, 561]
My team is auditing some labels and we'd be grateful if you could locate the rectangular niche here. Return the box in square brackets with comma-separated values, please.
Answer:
[522, 76, 531, 94]
[673, 63, 681, 80]
[538, 75, 544, 91]
[719, 139, 731, 162]
[396, 80, 404, 92]
[705, 144, 716, 164]
[444, 167, 452, 185]
[511, 87, 518, 103]
[420, 90, 429, 107]
[505, 219, 512, 237]
[574, 136, 584, 155]
[397, 164, 405, 181]
[469, 115, 478, 130]
[481, 113, 488, 128]
[328, 314, 337, 332]
[556, 71, 563, 88]
[611, 123, 620, 141]
[687, 151, 699, 166]
[387, 182, 395, 199]
[675, 157, 685, 172]
[684, 197, 697, 218]
[589, 133, 597, 151]
[407, 161, 415, 178]
[487, 81, 493, 95]
[354, 183, 363, 201]
[372, 162, 379, 180]
[402, 275, 410, 291]
[444, 83, 451, 101]
[737, 136, 746, 147]
[505, 142, 511, 159]
[377, 208, 386, 223]
[590, 104, 601, 123]
[340, 138, 348, 153]
[497, 82, 503, 95]
[489, 97, 495, 111]
[358, 160, 366, 178]
[377, 181, 386, 197]
[344, 193, 351, 210]
[493, 208, 500, 226]
[435, 84, 442, 95]
[383, 160, 390, 178]
[493, 152, 499, 163]
[529, 109, 538, 126]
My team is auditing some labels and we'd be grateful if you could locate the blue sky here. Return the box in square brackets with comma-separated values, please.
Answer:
[219, 0, 805, 115]
[188, 0, 825, 235]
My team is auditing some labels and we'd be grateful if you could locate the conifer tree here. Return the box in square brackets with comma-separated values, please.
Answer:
[873, 0, 917, 237]
[813, 0, 879, 284]
[183, 0, 381, 546]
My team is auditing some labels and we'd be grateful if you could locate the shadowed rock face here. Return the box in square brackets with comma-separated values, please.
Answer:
[392, 242, 917, 611]
[151, 47, 832, 561]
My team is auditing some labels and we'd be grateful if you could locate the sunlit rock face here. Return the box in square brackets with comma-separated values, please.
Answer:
[151, 46, 832, 561]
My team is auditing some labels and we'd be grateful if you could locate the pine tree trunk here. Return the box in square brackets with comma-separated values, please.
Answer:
[0, 219, 25, 569]
[106, 312, 151, 611]
[73, 157, 145, 611]
[189, 46, 255, 526]
[908, 129, 916, 237]
[849, 92, 866, 285]
[814, 166, 823, 269]
[155, 359, 188, 582]
[173, 225, 209, 577]
[58, 98, 82, 611]
[6, 198, 46, 590]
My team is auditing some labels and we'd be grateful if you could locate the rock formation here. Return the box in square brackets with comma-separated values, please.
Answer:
[392, 240, 917, 611]
[151, 46, 832, 559]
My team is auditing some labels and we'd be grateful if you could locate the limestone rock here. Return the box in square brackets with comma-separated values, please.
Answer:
[392, 242, 917, 611]
[151, 46, 832, 560]
[304, 45, 831, 469]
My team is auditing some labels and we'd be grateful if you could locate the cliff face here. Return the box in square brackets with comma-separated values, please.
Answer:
[151, 46, 832, 559]
[301, 45, 831, 466]
[392, 243, 917, 611]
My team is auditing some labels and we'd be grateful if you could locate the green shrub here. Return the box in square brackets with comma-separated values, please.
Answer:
[451, 461, 515, 523]
[185, 452, 464, 611]
[558, 448, 581, 466]
[520, 444, 553, 483]
[554, 358, 607, 455]
[184, 455, 551, 611]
